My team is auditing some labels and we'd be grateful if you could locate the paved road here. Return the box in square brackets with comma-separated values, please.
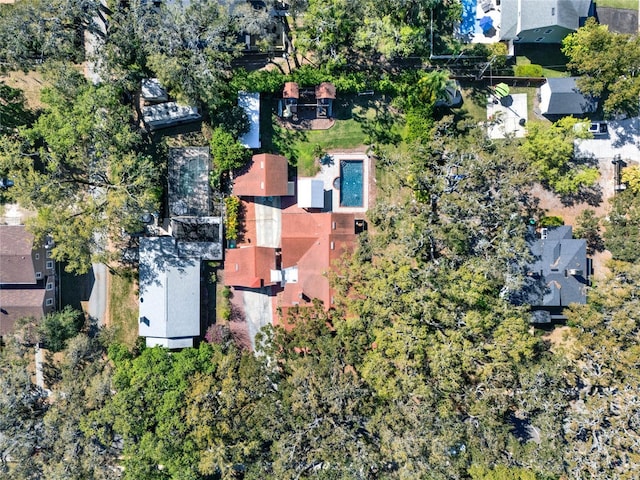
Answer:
[87, 263, 107, 327]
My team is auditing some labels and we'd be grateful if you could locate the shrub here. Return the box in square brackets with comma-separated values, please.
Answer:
[232, 68, 285, 94]
[39, 306, 84, 352]
[224, 195, 241, 241]
[539, 216, 564, 227]
[514, 64, 543, 77]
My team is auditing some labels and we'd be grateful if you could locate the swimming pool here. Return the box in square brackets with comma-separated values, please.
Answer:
[339, 160, 364, 207]
[460, 0, 477, 36]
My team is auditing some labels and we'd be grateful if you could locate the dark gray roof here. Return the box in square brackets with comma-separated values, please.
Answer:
[519, 226, 588, 309]
[539, 77, 597, 115]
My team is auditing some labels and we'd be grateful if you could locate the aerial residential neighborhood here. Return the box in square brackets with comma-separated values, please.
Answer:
[2, 0, 640, 478]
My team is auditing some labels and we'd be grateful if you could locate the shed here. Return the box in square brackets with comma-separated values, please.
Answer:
[238, 92, 261, 149]
[142, 102, 201, 130]
[297, 178, 324, 209]
[539, 77, 597, 116]
[141, 78, 169, 103]
[315, 82, 336, 118]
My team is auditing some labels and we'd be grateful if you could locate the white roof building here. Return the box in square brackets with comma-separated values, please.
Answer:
[141, 78, 169, 103]
[297, 178, 325, 209]
[238, 92, 261, 149]
[138, 237, 201, 348]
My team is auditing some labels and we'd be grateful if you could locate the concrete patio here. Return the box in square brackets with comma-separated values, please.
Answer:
[486, 93, 528, 139]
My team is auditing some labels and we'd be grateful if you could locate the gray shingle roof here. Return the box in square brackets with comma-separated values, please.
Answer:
[522, 226, 588, 308]
[539, 77, 597, 115]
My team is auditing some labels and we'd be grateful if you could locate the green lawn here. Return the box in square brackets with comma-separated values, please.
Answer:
[109, 269, 139, 347]
[262, 94, 397, 177]
[596, 0, 638, 9]
[514, 44, 570, 78]
[272, 117, 366, 176]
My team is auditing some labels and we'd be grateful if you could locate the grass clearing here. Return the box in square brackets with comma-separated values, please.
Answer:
[108, 269, 139, 348]
[276, 118, 366, 176]
[262, 94, 397, 177]
[515, 56, 568, 78]
[514, 44, 570, 78]
[596, 0, 638, 9]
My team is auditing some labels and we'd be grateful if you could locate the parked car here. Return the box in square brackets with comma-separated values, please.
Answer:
[589, 121, 608, 136]
[574, 121, 608, 137]
[0, 178, 14, 189]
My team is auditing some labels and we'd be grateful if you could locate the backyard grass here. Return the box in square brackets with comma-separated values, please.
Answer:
[514, 44, 570, 78]
[1, 70, 47, 110]
[262, 94, 397, 177]
[273, 117, 367, 176]
[596, 0, 638, 9]
[108, 269, 139, 347]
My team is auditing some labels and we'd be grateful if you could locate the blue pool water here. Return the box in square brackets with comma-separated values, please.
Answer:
[340, 160, 364, 207]
[460, 0, 477, 36]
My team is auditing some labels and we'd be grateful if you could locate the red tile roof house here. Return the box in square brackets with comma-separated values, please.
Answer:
[277, 211, 356, 311]
[224, 246, 278, 288]
[0, 225, 56, 339]
[232, 153, 290, 198]
[224, 151, 366, 338]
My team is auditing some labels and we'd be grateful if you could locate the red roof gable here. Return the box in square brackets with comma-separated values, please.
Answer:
[283, 82, 299, 99]
[233, 153, 289, 197]
[224, 246, 277, 288]
[277, 212, 357, 311]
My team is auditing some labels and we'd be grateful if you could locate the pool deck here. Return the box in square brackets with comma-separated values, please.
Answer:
[459, 0, 503, 44]
[486, 93, 528, 139]
[314, 153, 369, 214]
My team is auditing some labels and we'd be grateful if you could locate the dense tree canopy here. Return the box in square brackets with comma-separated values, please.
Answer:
[2, 2, 640, 479]
[293, 0, 460, 64]
[563, 18, 640, 117]
[0, 64, 160, 273]
[520, 117, 599, 195]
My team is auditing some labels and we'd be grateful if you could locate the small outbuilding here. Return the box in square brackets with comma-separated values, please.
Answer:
[141, 78, 169, 104]
[315, 82, 336, 118]
[539, 77, 597, 116]
[281, 82, 299, 117]
[238, 92, 261, 149]
[142, 102, 201, 130]
[297, 178, 324, 209]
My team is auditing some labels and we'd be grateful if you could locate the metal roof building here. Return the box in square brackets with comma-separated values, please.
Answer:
[238, 92, 261, 149]
[138, 237, 201, 348]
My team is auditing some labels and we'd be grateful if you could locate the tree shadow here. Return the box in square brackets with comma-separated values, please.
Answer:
[350, 94, 401, 146]
[560, 184, 603, 207]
